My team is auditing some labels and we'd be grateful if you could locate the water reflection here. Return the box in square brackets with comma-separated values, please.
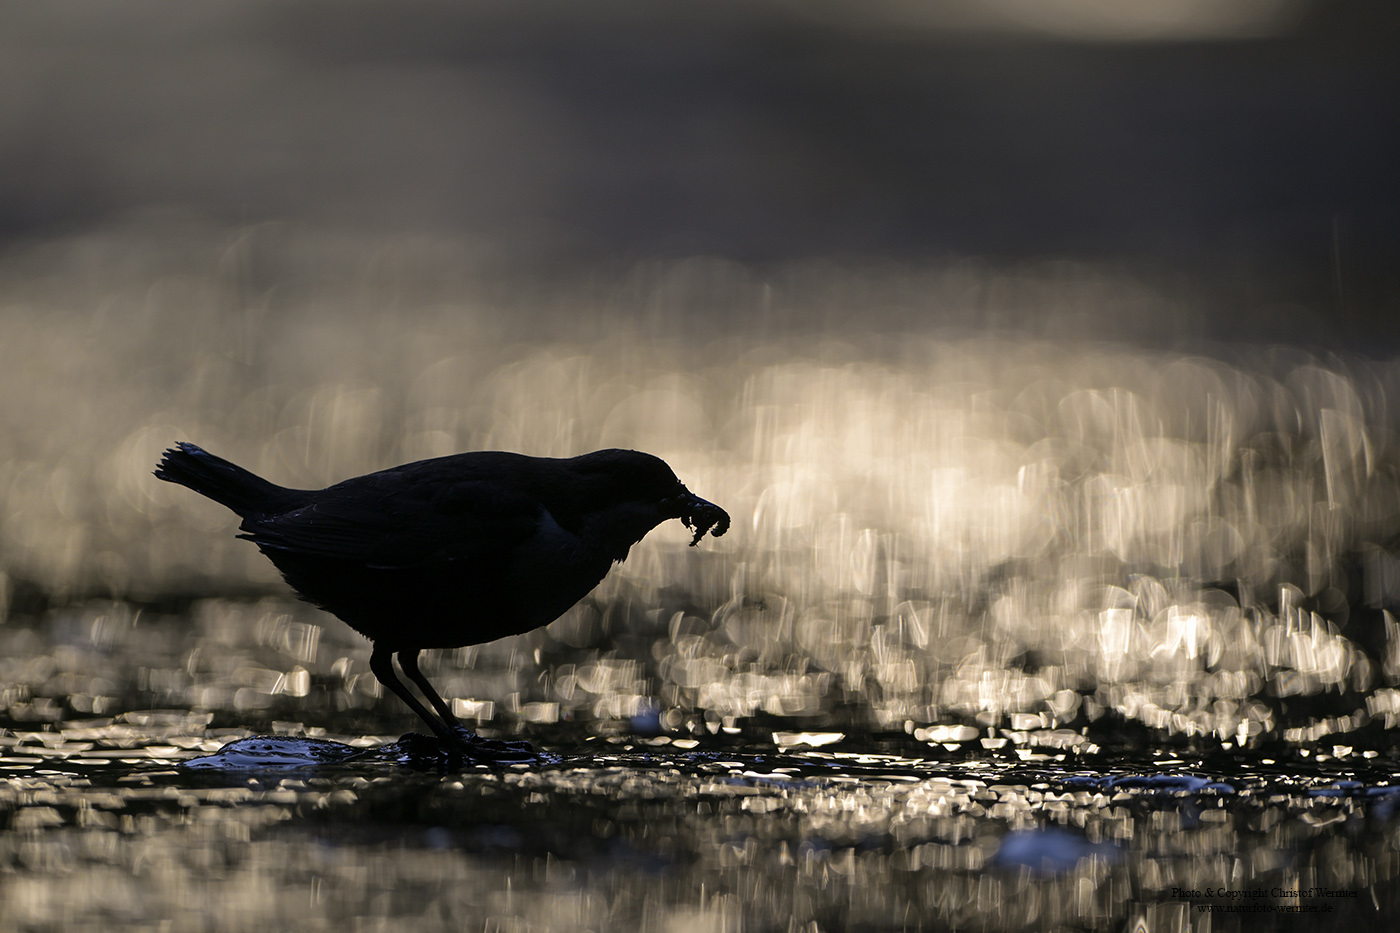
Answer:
[2, 714, 1398, 931]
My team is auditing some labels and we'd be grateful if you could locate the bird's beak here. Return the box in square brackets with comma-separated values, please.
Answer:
[672, 491, 730, 546]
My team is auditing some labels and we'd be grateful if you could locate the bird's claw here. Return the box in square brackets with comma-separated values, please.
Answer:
[399, 728, 538, 768]
[452, 728, 537, 763]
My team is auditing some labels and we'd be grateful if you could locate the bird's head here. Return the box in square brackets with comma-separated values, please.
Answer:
[565, 449, 730, 555]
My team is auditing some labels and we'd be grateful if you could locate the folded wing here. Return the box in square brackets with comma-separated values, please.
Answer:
[237, 474, 545, 569]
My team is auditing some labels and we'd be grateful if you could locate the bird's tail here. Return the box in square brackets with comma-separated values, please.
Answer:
[154, 442, 302, 517]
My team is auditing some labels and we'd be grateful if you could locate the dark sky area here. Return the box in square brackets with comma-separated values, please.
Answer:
[2, 0, 1397, 334]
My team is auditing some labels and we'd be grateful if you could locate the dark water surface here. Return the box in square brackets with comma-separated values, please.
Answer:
[4, 601, 1400, 931]
[5, 720, 1399, 932]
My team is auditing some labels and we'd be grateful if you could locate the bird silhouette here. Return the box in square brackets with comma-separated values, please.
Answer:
[154, 442, 729, 761]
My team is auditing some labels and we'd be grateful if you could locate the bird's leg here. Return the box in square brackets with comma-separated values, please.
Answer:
[396, 647, 460, 728]
[368, 644, 458, 747]
[391, 647, 535, 763]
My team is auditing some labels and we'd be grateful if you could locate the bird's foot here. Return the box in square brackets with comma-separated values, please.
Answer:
[449, 726, 536, 763]
[397, 727, 537, 769]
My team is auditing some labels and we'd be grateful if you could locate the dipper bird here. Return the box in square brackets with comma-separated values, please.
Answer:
[154, 442, 729, 759]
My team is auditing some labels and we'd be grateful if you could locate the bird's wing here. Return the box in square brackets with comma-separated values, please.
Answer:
[237, 477, 545, 568]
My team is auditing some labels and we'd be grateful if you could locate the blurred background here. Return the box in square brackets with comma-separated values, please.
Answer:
[2, 0, 1400, 745]
[3, 0, 1397, 318]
